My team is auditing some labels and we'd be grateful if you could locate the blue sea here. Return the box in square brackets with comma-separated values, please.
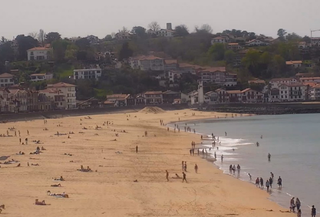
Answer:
[172, 113, 320, 216]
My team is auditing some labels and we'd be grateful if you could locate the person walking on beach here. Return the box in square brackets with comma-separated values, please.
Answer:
[181, 161, 184, 171]
[229, 165, 233, 174]
[194, 164, 198, 173]
[166, 170, 169, 182]
[278, 176, 282, 188]
[136, 146, 138, 153]
[221, 154, 224, 163]
[260, 177, 264, 188]
[248, 173, 252, 181]
[270, 172, 274, 180]
[182, 172, 187, 183]
[311, 205, 316, 217]
[184, 162, 187, 172]
[268, 153, 271, 162]
[266, 180, 270, 192]
[255, 177, 260, 187]
[296, 198, 301, 211]
[269, 177, 273, 188]
[290, 197, 296, 212]
[237, 164, 241, 176]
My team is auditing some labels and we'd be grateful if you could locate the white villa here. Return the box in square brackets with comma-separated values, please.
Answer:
[0, 73, 14, 87]
[30, 73, 53, 82]
[73, 66, 102, 80]
[27, 47, 52, 61]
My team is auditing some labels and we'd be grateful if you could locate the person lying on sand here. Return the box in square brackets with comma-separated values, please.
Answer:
[53, 176, 65, 181]
[47, 191, 69, 198]
[35, 199, 47, 205]
[31, 163, 39, 166]
[51, 183, 61, 187]
[77, 165, 92, 172]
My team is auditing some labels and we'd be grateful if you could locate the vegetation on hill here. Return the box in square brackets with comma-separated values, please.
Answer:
[0, 26, 320, 99]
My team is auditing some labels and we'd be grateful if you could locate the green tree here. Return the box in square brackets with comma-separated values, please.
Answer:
[132, 26, 147, 38]
[224, 50, 236, 64]
[104, 35, 113, 41]
[45, 32, 61, 44]
[208, 43, 225, 61]
[277, 28, 287, 41]
[174, 25, 189, 37]
[15, 35, 39, 60]
[64, 44, 78, 62]
[52, 39, 69, 62]
[119, 42, 133, 61]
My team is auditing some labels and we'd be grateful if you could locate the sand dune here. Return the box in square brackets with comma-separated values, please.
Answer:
[0, 110, 293, 217]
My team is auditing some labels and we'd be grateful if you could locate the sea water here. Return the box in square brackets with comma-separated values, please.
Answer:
[173, 113, 320, 216]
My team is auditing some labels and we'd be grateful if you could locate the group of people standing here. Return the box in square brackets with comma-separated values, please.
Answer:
[229, 164, 241, 176]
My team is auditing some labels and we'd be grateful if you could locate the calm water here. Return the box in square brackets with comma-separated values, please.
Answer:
[173, 113, 320, 216]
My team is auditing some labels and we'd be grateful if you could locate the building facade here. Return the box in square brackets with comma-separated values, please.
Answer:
[73, 66, 102, 80]
[27, 47, 52, 61]
[0, 73, 14, 87]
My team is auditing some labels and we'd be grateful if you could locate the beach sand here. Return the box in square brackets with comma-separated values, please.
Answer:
[0, 109, 294, 217]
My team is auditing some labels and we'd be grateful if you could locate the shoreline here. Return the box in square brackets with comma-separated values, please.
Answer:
[172, 115, 313, 216]
[0, 109, 294, 217]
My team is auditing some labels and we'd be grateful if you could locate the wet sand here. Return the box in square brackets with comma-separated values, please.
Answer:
[0, 109, 294, 217]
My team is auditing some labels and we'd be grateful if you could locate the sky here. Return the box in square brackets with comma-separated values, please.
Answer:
[1, 0, 320, 39]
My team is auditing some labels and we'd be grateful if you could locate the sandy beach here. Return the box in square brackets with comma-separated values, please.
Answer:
[0, 108, 294, 217]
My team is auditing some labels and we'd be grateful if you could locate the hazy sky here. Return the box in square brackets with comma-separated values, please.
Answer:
[1, 0, 320, 39]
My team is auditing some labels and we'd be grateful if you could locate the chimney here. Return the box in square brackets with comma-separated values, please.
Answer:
[166, 23, 172, 30]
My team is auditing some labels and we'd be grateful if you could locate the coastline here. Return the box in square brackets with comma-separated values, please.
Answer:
[0, 109, 294, 217]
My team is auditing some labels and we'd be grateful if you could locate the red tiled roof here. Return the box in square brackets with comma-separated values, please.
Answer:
[226, 90, 242, 94]
[47, 82, 75, 88]
[30, 73, 46, 76]
[270, 78, 296, 82]
[27, 47, 51, 51]
[0, 73, 14, 78]
[165, 59, 178, 64]
[286, 60, 302, 65]
[144, 91, 163, 95]
[133, 55, 163, 61]
[106, 94, 130, 100]
[300, 77, 320, 81]
[201, 67, 226, 73]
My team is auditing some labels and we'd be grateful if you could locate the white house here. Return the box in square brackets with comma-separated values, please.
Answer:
[0, 73, 14, 87]
[46, 82, 77, 109]
[279, 83, 308, 102]
[286, 60, 302, 68]
[143, 91, 163, 104]
[310, 84, 320, 100]
[157, 29, 174, 38]
[246, 39, 269, 46]
[227, 43, 242, 50]
[299, 77, 320, 83]
[129, 55, 165, 71]
[268, 88, 281, 102]
[199, 67, 237, 86]
[27, 47, 52, 61]
[211, 36, 228, 45]
[73, 66, 102, 80]
[311, 37, 320, 47]
[30, 73, 53, 82]
[269, 78, 298, 89]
